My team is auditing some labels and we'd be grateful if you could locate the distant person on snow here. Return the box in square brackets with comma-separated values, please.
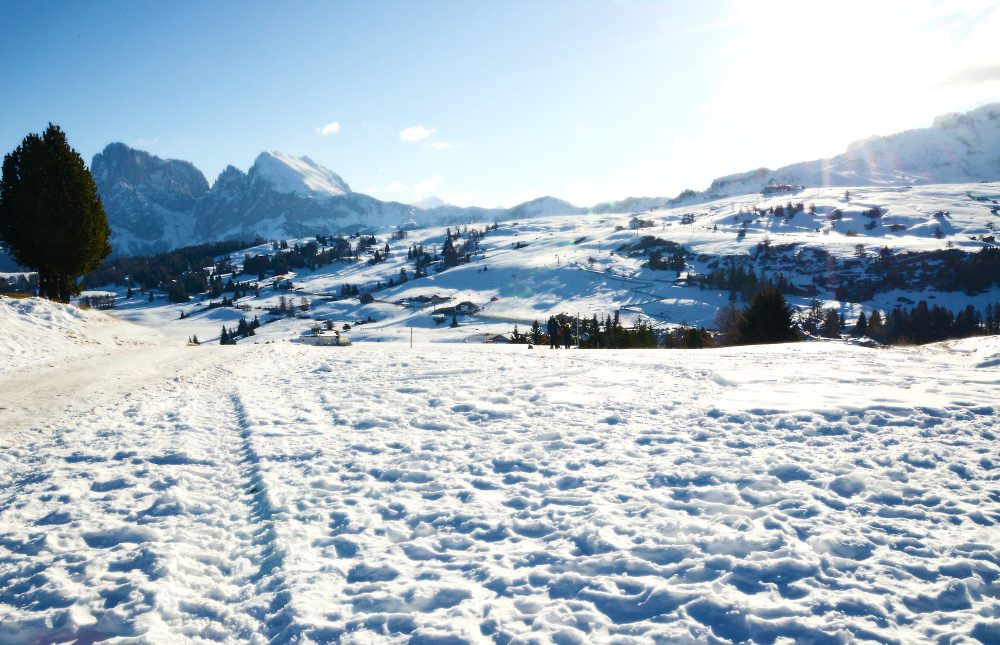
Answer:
[547, 316, 559, 349]
[563, 323, 573, 349]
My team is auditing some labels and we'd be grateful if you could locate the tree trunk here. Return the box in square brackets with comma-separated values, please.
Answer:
[57, 273, 75, 303]
[38, 271, 73, 302]
[38, 271, 57, 301]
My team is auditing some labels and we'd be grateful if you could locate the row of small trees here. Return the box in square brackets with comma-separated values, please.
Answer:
[856, 301, 997, 344]
[509, 312, 659, 349]
[509, 292, 797, 350]
[79, 293, 117, 309]
[219, 316, 260, 345]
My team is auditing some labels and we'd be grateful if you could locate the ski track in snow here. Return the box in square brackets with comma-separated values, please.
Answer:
[1, 342, 999, 643]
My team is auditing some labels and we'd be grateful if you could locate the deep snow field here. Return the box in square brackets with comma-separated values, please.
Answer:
[1, 298, 999, 643]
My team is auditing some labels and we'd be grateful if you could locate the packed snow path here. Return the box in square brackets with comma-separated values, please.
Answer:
[1, 341, 998, 643]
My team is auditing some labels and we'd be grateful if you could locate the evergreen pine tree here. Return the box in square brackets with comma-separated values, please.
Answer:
[855, 311, 868, 336]
[220, 326, 229, 345]
[0, 124, 112, 301]
[167, 280, 189, 303]
[736, 289, 798, 345]
[868, 310, 884, 341]
[820, 308, 841, 338]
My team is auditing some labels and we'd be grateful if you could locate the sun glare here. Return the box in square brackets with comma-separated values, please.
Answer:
[708, 0, 997, 163]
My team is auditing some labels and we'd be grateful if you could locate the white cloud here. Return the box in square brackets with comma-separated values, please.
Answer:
[429, 141, 454, 150]
[319, 121, 341, 136]
[400, 125, 436, 142]
[385, 180, 410, 193]
[703, 0, 1000, 165]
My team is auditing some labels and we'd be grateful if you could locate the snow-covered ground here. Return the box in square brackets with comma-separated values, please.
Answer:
[1, 300, 998, 643]
[88, 181, 1000, 346]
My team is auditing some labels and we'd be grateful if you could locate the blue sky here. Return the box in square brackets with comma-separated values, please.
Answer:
[2, 0, 998, 207]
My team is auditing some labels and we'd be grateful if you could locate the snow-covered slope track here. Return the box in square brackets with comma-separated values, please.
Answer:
[1, 337, 998, 642]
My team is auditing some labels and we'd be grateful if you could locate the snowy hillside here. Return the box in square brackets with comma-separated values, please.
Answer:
[1, 298, 997, 642]
[86, 181, 1000, 350]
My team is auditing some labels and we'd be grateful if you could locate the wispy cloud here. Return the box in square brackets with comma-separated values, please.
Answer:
[319, 121, 341, 136]
[429, 141, 454, 150]
[400, 125, 436, 142]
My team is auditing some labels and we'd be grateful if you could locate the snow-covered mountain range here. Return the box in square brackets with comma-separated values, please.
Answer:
[584, 103, 1000, 213]
[93, 145, 587, 256]
[92, 145, 417, 256]
[92, 103, 1000, 256]
[700, 103, 1000, 198]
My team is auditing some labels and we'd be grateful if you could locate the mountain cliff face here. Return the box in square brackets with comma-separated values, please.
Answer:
[91, 143, 210, 256]
[93, 145, 423, 256]
[192, 154, 416, 243]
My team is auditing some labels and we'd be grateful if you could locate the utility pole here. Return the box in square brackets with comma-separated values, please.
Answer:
[410, 325, 413, 349]
[576, 312, 580, 350]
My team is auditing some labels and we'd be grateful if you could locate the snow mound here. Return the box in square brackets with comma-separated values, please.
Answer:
[0, 297, 152, 377]
[249, 151, 351, 197]
[0, 297, 95, 375]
